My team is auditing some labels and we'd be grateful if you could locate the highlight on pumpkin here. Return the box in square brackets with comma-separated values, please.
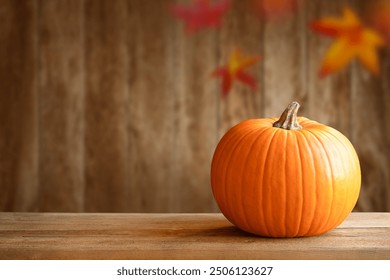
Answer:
[310, 6, 386, 77]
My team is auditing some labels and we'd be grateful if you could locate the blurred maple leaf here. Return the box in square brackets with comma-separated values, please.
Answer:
[254, 0, 300, 21]
[212, 49, 261, 97]
[169, 0, 231, 34]
[366, 0, 390, 44]
[310, 7, 386, 77]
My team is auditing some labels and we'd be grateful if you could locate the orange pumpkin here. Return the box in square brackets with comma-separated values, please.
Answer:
[210, 102, 361, 237]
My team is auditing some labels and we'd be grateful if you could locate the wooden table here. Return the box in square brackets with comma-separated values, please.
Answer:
[0, 212, 389, 260]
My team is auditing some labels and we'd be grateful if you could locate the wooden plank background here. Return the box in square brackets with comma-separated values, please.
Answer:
[0, 0, 389, 213]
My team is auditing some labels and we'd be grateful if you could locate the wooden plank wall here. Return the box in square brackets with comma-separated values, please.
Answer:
[0, 0, 389, 213]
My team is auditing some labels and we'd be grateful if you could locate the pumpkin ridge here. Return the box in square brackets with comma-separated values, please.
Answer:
[266, 129, 288, 237]
[212, 123, 255, 214]
[239, 127, 269, 234]
[221, 127, 258, 226]
[301, 130, 327, 235]
[338, 129, 361, 212]
[316, 129, 346, 232]
[282, 131, 289, 237]
[287, 131, 303, 237]
[252, 128, 275, 236]
[217, 135, 239, 223]
[298, 117, 320, 128]
[312, 130, 336, 234]
[263, 129, 285, 237]
[320, 129, 360, 229]
[305, 129, 336, 235]
[211, 128, 235, 218]
[231, 128, 264, 231]
[295, 132, 307, 236]
[258, 129, 278, 236]
[296, 131, 317, 236]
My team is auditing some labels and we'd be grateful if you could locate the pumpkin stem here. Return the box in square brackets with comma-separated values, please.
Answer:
[273, 101, 302, 130]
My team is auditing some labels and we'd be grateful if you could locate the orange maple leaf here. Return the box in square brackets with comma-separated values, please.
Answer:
[212, 49, 260, 96]
[310, 7, 386, 77]
[367, 0, 390, 44]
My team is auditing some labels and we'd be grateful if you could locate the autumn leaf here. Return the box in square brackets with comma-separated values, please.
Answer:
[310, 7, 386, 77]
[366, 0, 390, 44]
[212, 49, 261, 96]
[169, 0, 231, 34]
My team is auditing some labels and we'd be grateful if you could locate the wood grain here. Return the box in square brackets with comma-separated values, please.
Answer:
[263, 0, 307, 117]
[351, 54, 390, 212]
[170, 1, 219, 212]
[84, 0, 129, 212]
[38, 0, 84, 211]
[0, 213, 389, 260]
[305, 0, 352, 137]
[127, 0, 175, 212]
[0, 0, 39, 211]
[350, 1, 390, 212]
[217, 0, 263, 136]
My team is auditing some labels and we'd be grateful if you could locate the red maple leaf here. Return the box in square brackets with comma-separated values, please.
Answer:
[169, 0, 231, 34]
[212, 49, 261, 96]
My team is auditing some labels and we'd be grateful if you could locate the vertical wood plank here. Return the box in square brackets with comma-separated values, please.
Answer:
[170, 4, 219, 212]
[218, 0, 263, 136]
[306, 0, 351, 136]
[263, 0, 307, 117]
[127, 0, 175, 212]
[351, 55, 390, 211]
[84, 0, 129, 212]
[379, 51, 390, 211]
[38, 0, 84, 212]
[350, 0, 390, 212]
[0, 0, 39, 211]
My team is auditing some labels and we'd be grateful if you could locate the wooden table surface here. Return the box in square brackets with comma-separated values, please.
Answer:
[0, 212, 389, 260]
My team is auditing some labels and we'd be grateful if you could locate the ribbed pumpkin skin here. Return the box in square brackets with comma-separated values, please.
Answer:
[211, 117, 361, 237]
